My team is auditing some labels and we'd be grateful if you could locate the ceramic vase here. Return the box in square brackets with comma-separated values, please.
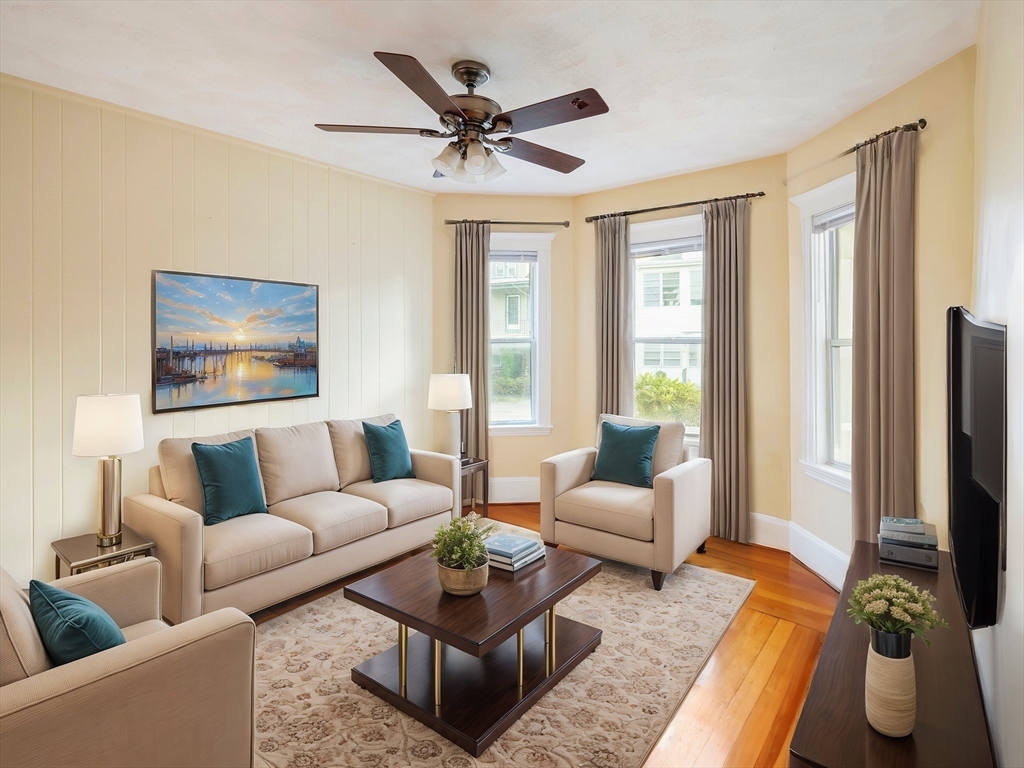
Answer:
[437, 562, 488, 596]
[865, 628, 916, 737]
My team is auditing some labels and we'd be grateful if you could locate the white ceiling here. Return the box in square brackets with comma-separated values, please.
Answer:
[0, 1, 978, 195]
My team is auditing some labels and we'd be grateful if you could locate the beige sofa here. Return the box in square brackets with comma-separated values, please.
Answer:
[541, 413, 712, 590]
[0, 558, 255, 767]
[125, 415, 459, 624]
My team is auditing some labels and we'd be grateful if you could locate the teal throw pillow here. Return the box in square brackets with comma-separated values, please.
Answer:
[363, 419, 416, 483]
[29, 580, 125, 665]
[591, 421, 661, 488]
[192, 437, 268, 525]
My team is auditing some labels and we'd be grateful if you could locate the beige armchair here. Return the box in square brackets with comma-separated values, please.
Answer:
[541, 414, 712, 590]
[1, 558, 255, 768]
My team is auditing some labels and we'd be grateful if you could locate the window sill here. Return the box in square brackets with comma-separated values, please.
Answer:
[489, 424, 553, 437]
[800, 459, 852, 493]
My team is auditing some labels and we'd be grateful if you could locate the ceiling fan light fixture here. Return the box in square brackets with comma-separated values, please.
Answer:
[453, 157, 478, 184]
[464, 140, 490, 175]
[431, 144, 461, 177]
[483, 153, 506, 181]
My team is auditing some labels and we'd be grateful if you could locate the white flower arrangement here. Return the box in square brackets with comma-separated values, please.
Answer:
[847, 573, 948, 644]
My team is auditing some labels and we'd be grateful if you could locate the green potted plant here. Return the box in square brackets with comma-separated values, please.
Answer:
[847, 573, 948, 737]
[430, 513, 496, 596]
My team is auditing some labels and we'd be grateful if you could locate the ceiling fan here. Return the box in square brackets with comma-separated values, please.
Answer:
[316, 52, 608, 183]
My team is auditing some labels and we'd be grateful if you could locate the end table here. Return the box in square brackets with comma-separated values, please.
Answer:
[51, 525, 155, 579]
[460, 457, 489, 518]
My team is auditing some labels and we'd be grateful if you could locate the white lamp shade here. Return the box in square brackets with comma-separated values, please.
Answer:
[73, 394, 145, 457]
[427, 374, 473, 411]
[483, 153, 506, 181]
[431, 144, 460, 177]
[464, 141, 490, 175]
[453, 157, 478, 184]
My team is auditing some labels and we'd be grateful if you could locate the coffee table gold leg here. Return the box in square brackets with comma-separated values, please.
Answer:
[398, 623, 408, 697]
[517, 628, 525, 688]
[433, 638, 441, 710]
[547, 605, 557, 672]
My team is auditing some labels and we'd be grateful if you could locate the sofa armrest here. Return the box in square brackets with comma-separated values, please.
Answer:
[652, 457, 712, 573]
[123, 494, 203, 625]
[410, 449, 461, 516]
[0, 608, 255, 768]
[540, 447, 598, 542]
[54, 557, 162, 628]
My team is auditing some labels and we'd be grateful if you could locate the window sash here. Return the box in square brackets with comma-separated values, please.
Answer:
[821, 216, 854, 469]
[490, 252, 538, 425]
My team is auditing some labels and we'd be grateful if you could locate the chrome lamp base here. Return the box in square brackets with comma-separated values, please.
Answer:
[98, 456, 123, 547]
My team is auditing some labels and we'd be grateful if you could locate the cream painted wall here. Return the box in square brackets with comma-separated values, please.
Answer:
[431, 195, 577, 478]
[785, 48, 977, 554]
[969, 2, 1024, 766]
[572, 157, 793, 522]
[0, 75, 434, 586]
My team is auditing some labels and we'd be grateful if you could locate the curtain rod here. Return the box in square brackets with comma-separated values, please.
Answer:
[444, 219, 570, 228]
[584, 191, 765, 223]
[786, 118, 926, 185]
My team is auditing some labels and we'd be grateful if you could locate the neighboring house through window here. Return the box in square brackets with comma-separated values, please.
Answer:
[631, 214, 704, 448]
[488, 232, 553, 436]
[792, 172, 856, 493]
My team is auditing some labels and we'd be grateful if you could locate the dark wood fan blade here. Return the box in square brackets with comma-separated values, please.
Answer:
[315, 124, 432, 134]
[374, 52, 467, 120]
[495, 88, 608, 134]
[501, 138, 584, 173]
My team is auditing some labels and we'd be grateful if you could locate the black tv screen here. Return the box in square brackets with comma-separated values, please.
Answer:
[947, 307, 1006, 629]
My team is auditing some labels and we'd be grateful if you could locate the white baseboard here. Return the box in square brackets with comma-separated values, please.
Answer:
[488, 477, 540, 504]
[750, 512, 791, 552]
[749, 512, 850, 591]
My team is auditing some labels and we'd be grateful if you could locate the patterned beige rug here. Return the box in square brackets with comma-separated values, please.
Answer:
[254, 548, 752, 768]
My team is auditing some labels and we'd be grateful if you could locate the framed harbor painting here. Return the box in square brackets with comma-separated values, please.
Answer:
[152, 270, 319, 413]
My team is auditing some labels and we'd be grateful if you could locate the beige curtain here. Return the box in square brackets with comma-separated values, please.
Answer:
[455, 222, 490, 503]
[596, 215, 634, 416]
[701, 199, 750, 543]
[852, 130, 917, 542]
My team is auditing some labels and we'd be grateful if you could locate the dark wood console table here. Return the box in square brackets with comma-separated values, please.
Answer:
[790, 540, 994, 768]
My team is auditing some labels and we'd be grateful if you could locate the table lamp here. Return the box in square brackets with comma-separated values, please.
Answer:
[73, 394, 145, 546]
[427, 374, 473, 459]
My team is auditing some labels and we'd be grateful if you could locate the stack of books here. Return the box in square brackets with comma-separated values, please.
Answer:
[485, 533, 546, 572]
[878, 517, 939, 571]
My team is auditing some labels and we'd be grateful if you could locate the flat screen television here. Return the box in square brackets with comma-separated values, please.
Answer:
[947, 306, 1006, 629]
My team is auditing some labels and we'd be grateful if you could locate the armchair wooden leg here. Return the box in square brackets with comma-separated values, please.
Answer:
[651, 570, 666, 591]
[697, 541, 707, 554]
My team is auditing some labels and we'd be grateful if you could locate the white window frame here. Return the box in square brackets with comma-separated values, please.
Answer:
[630, 214, 704, 449]
[488, 231, 553, 437]
[791, 173, 855, 493]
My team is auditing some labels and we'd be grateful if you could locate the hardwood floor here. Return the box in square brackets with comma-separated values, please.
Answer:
[252, 502, 838, 768]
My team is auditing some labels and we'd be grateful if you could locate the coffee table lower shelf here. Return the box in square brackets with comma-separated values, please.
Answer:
[351, 612, 601, 756]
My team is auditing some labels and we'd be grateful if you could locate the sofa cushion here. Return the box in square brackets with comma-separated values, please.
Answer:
[158, 430, 265, 516]
[120, 619, 169, 643]
[592, 421, 661, 488]
[203, 514, 313, 590]
[270, 492, 388, 554]
[363, 419, 415, 483]
[597, 413, 686, 478]
[554, 480, 655, 542]
[29, 580, 126, 666]
[327, 414, 397, 487]
[343, 479, 454, 528]
[255, 422, 340, 506]
[192, 437, 269, 525]
[0, 569, 52, 685]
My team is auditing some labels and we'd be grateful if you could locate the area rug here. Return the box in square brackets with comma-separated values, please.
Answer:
[254, 549, 753, 768]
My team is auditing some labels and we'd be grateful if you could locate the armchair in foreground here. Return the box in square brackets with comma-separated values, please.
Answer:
[0, 558, 255, 768]
[541, 414, 712, 590]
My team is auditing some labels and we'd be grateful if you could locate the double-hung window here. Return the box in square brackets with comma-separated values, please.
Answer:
[792, 172, 855, 492]
[631, 215, 704, 447]
[488, 232, 553, 436]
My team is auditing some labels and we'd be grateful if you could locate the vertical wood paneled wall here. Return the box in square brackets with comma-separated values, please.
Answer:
[0, 77, 434, 584]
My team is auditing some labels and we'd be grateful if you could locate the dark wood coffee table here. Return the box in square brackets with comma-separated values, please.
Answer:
[344, 547, 602, 756]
